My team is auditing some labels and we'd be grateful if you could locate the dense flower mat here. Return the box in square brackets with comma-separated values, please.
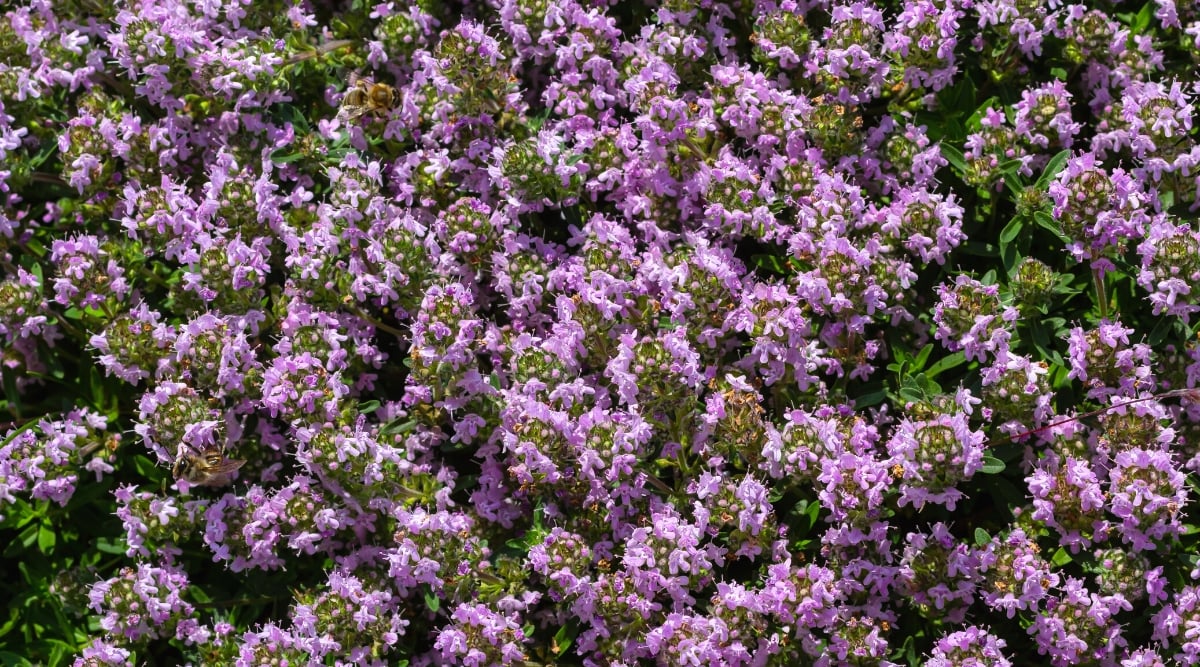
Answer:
[2, 0, 1200, 664]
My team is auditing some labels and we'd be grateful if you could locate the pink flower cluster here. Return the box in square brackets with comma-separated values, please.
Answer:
[0, 0, 1198, 665]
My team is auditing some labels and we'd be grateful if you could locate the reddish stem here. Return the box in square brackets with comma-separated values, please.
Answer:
[999, 388, 1200, 443]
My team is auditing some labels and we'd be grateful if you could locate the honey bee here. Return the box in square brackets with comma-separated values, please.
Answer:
[336, 77, 400, 123]
[77, 433, 121, 461]
[172, 443, 246, 487]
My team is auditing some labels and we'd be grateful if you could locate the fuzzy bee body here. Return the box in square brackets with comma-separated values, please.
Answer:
[172, 444, 246, 487]
[336, 78, 400, 123]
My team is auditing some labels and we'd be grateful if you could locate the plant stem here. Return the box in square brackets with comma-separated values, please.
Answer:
[283, 39, 356, 66]
[1001, 388, 1200, 444]
[1093, 265, 1108, 320]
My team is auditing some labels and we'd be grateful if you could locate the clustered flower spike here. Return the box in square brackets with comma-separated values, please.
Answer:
[0, 0, 1196, 665]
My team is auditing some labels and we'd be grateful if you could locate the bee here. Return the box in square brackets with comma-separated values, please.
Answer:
[77, 433, 121, 461]
[172, 443, 246, 487]
[336, 77, 400, 123]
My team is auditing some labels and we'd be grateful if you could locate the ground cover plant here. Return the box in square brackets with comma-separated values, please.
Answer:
[3, 0, 1200, 664]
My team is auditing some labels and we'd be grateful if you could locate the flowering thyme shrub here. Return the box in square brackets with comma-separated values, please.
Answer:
[4, 0, 1200, 665]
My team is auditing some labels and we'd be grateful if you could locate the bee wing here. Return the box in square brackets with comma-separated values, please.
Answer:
[336, 105, 365, 124]
[210, 457, 247, 475]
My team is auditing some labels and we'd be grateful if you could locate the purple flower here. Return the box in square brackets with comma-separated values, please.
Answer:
[979, 528, 1059, 618]
[927, 626, 1012, 666]
[877, 187, 965, 266]
[1028, 577, 1129, 666]
[1027, 454, 1109, 551]
[73, 638, 133, 666]
[1048, 154, 1152, 261]
[981, 350, 1054, 434]
[887, 411, 985, 510]
[883, 0, 963, 91]
[0, 409, 109, 510]
[1153, 585, 1200, 663]
[1137, 218, 1200, 320]
[816, 449, 892, 526]
[1013, 80, 1082, 149]
[932, 275, 1017, 362]
[90, 302, 176, 385]
[434, 602, 529, 666]
[1107, 447, 1187, 551]
[622, 506, 723, 606]
[898, 524, 981, 623]
[87, 563, 194, 642]
[0, 267, 52, 345]
[49, 234, 130, 309]
[1065, 320, 1153, 398]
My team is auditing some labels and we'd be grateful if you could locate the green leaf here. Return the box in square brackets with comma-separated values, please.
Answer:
[1160, 189, 1176, 211]
[980, 455, 1005, 474]
[45, 637, 74, 666]
[132, 455, 162, 479]
[887, 345, 914, 374]
[29, 140, 58, 170]
[992, 442, 1024, 463]
[1132, 1, 1154, 31]
[0, 419, 39, 448]
[787, 499, 822, 538]
[993, 217, 1022, 272]
[1148, 316, 1180, 347]
[36, 525, 55, 553]
[0, 651, 34, 667]
[940, 144, 967, 175]
[1033, 210, 1067, 240]
[1051, 547, 1073, 567]
[995, 158, 1028, 180]
[1027, 319, 1063, 365]
[553, 624, 575, 655]
[9, 522, 38, 554]
[189, 586, 213, 604]
[912, 344, 933, 369]
[358, 399, 381, 413]
[749, 253, 792, 276]
[381, 418, 418, 436]
[0, 611, 19, 640]
[974, 527, 991, 546]
[998, 216, 1023, 246]
[979, 474, 1026, 511]
[89, 364, 108, 410]
[423, 589, 440, 613]
[965, 96, 1000, 131]
[852, 388, 888, 409]
[925, 352, 966, 379]
[269, 149, 305, 164]
[95, 537, 127, 555]
[1036, 150, 1071, 189]
[896, 374, 943, 405]
[272, 103, 312, 132]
